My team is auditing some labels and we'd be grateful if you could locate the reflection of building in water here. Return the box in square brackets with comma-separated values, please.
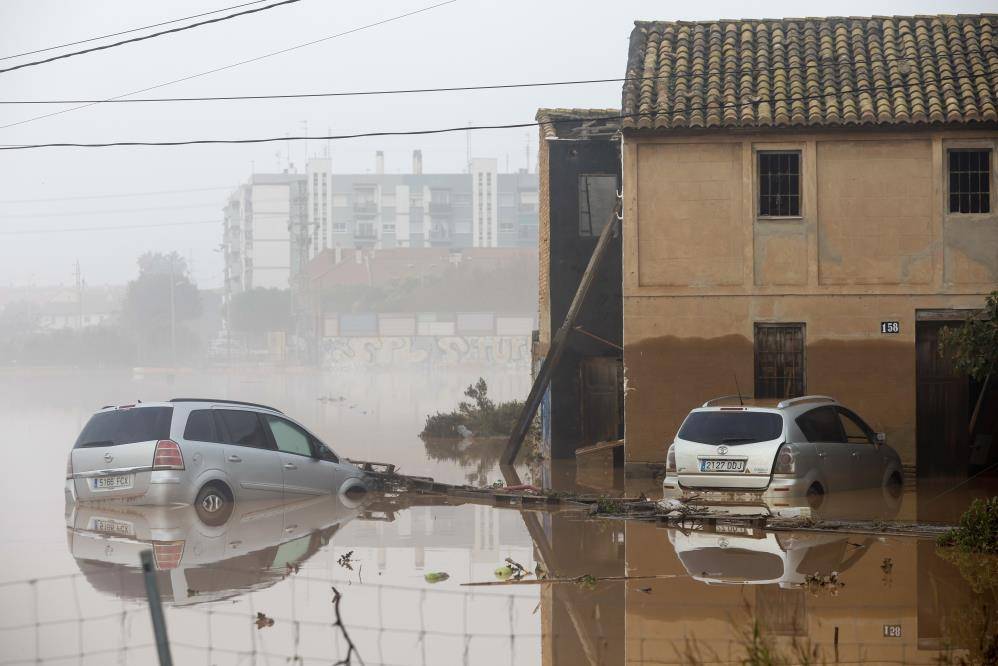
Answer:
[620, 520, 988, 665]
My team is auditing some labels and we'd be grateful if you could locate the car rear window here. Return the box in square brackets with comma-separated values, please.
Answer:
[74, 407, 173, 448]
[677, 411, 783, 445]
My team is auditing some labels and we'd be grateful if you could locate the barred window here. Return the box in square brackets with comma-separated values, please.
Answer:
[948, 150, 991, 214]
[758, 152, 801, 217]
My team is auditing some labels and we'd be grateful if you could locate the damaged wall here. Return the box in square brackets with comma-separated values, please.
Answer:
[621, 129, 998, 466]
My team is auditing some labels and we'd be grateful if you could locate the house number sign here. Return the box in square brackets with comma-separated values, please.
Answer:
[880, 321, 900, 334]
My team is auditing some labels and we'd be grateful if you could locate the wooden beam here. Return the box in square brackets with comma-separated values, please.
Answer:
[502, 199, 621, 465]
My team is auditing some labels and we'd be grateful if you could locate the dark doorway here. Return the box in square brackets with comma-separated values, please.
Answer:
[916, 320, 972, 479]
[579, 357, 623, 447]
[754, 323, 806, 399]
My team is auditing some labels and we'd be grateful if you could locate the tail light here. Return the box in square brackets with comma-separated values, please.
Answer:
[152, 440, 184, 470]
[773, 444, 796, 475]
[666, 444, 677, 474]
[66, 454, 74, 480]
[152, 540, 185, 570]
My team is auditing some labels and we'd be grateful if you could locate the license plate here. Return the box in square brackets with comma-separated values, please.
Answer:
[92, 474, 133, 491]
[89, 517, 135, 537]
[699, 459, 746, 473]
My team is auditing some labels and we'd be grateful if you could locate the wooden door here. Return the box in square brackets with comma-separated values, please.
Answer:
[754, 324, 806, 399]
[916, 321, 970, 478]
[580, 357, 623, 446]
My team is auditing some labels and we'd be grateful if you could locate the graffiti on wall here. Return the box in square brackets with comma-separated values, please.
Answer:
[320, 336, 531, 369]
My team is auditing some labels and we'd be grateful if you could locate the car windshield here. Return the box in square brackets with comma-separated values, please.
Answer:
[74, 407, 173, 448]
[677, 411, 783, 445]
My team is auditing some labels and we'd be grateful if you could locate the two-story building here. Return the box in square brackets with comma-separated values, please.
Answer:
[619, 14, 997, 472]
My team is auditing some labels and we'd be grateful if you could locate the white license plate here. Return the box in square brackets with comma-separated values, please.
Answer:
[699, 459, 746, 473]
[92, 474, 133, 491]
[88, 517, 135, 537]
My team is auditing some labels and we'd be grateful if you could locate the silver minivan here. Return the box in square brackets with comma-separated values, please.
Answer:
[65, 399, 368, 524]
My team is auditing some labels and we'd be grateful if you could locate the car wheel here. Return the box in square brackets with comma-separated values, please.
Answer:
[885, 472, 903, 499]
[195, 483, 233, 527]
[806, 482, 825, 510]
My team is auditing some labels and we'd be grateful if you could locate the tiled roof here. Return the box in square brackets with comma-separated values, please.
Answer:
[622, 15, 998, 130]
[536, 108, 621, 140]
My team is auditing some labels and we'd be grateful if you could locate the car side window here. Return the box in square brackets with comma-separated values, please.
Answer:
[796, 406, 846, 443]
[183, 409, 222, 443]
[837, 408, 875, 445]
[266, 416, 313, 457]
[216, 409, 271, 450]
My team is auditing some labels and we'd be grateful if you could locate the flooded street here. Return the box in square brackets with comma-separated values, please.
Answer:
[0, 368, 995, 665]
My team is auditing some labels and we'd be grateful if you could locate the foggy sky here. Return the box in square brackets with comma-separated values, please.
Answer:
[0, 0, 992, 288]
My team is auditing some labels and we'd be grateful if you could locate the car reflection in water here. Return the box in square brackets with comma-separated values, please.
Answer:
[66, 492, 364, 605]
[668, 486, 900, 588]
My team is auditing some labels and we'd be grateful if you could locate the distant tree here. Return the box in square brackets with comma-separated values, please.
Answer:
[122, 251, 202, 362]
[939, 291, 998, 383]
[230, 288, 292, 334]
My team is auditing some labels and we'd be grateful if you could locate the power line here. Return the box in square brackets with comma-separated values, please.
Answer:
[0, 76, 645, 104]
[0, 220, 219, 235]
[0, 71, 985, 152]
[0, 0, 458, 131]
[0, 185, 235, 203]
[0, 0, 302, 76]
[0, 201, 222, 218]
[2, 47, 989, 106]
[0, 1, 276, 62]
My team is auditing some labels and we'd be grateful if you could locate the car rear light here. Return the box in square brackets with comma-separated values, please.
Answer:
[152, 440, 184, 470]
[666, 444, 677, 473]
[152, 540, 185, 570]
[773, 444, 796, 474]
[66, 454, 74, 480]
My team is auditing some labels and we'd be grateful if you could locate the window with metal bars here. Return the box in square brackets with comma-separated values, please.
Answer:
[754, 323, 805, 400]
[948, 149, 991, 214]
[758, 152, 801, 217]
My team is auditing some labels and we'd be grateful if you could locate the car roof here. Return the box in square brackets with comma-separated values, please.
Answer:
[95, 399, 283, 414]
[693, 395, 841, 417]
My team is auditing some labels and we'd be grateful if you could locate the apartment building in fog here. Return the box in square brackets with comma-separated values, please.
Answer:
[305, 151, 538, 257]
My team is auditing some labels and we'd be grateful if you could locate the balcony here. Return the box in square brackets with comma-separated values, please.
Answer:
[428, 201, 452, 215]
[353, 201, 378, 216]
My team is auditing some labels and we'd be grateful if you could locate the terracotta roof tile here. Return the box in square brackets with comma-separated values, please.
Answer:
[622, 14, 998, 130]
[535, 108, 620, 140]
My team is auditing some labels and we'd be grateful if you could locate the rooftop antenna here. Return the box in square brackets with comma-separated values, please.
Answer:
[733, 372, 745, 405]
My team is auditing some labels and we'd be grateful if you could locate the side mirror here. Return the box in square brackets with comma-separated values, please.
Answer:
[876, 432, 887, 446]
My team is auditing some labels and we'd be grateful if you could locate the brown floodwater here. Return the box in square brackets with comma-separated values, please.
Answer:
[0, 368, 994, 665]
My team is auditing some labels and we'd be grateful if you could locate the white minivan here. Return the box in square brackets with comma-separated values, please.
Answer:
[662, 395, 904, 506]
[66, 399, 369, 524]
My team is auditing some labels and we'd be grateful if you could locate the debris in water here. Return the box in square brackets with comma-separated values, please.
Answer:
[494, 565, 515, 581]
[638, 587, 652, 594]
[881, 557, 894, 575]
[255, 612, 274, 629]
[576, 574, 598, 591]
[424, 572, 450, 583]
[337, 551, 355, 571]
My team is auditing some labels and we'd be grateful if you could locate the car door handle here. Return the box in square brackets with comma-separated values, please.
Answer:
[816, 452, 826, 458]
[227, 455, 242, 463]
[284, 524, 298, 533]
[283, 463, 297, 470]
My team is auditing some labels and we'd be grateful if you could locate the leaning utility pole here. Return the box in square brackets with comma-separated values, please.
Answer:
[502, 198, 621, 465]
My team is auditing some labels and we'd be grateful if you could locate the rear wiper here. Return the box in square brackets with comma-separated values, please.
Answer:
[78, 440, 115, 448]
[721, 437, 754, 443]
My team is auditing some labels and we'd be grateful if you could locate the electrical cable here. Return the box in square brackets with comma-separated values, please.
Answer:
[0, 220, 219, 235]
[0, 0, 276, 62]
[0, 71, 986, 152]
[0, 0, 302, 76]
[0, 47, 989, 105]
[0, 0, 458, 131]
[0, 185, 235, 204]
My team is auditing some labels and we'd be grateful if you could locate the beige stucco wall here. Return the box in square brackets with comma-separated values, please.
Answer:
[622, 129, 998, 465]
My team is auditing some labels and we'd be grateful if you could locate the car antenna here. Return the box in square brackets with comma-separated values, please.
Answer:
[732, 373, 744, 406]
